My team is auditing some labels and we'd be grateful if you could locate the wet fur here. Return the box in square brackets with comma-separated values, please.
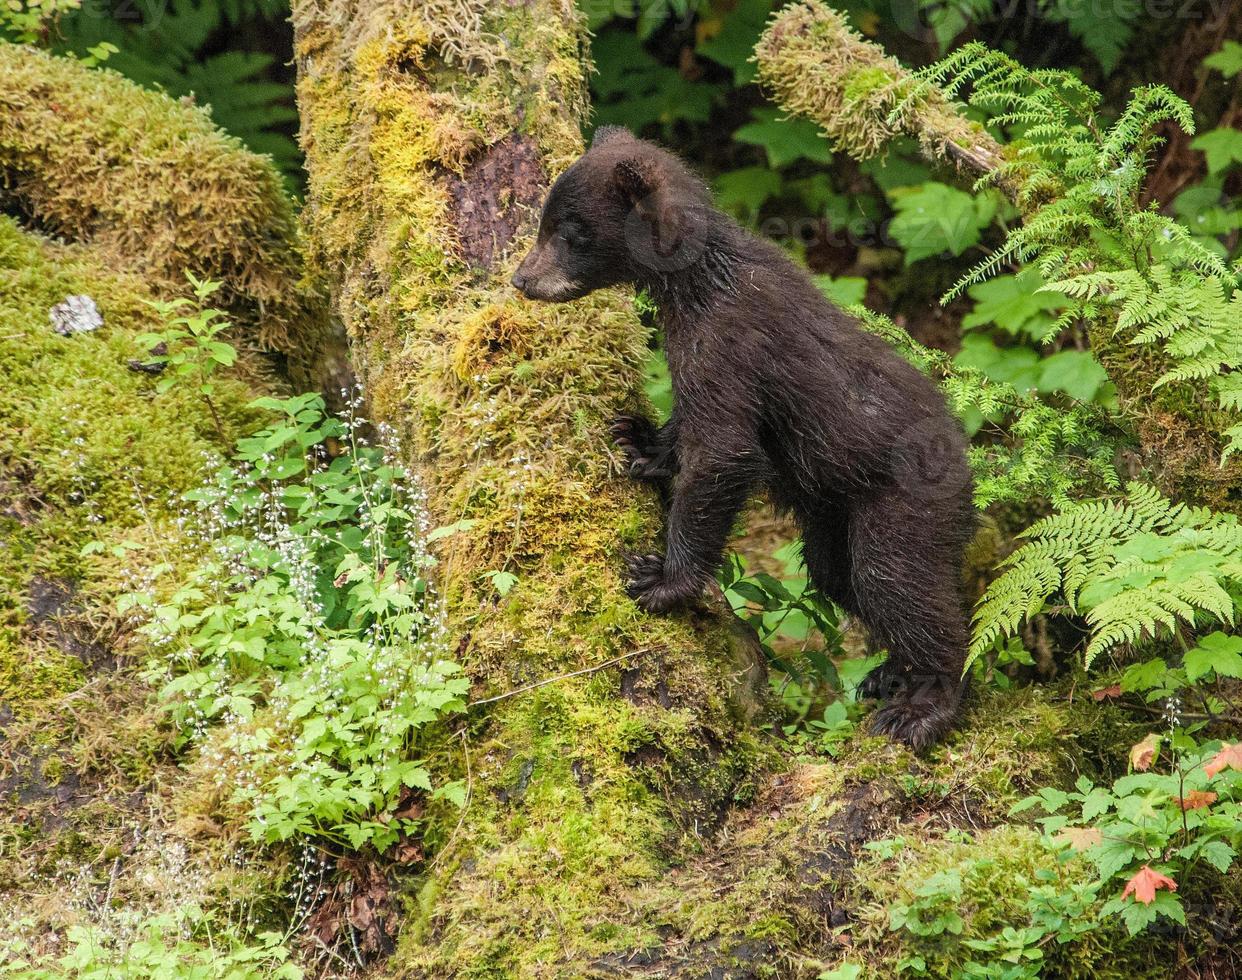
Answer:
[513, 128, 975, 750]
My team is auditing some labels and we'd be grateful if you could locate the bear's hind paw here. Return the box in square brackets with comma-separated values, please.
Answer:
[869, 689, 960, 751]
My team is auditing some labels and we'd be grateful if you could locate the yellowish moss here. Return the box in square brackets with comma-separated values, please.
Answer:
[292, 0, 772, 973]
[0, 44, 339, 391]
[0, 216, 266, 945]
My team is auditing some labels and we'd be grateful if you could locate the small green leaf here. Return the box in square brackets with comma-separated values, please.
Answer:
[1190, 128, 1242, 174]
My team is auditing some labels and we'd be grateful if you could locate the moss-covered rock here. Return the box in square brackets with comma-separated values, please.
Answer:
[0, 44, 345, 393]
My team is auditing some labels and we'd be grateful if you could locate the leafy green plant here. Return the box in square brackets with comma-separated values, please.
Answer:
[1018, 734, 1242, 935]
[121, 391, 468, 851]
[914, 46, 1242, 459]
[717, 545, 888, 754]
[2, 910, 300, 979]
[971, 484, 1242, 667]
[0, 0, 81, 43]
[720, 546, 848, 682]
[874, 833, 1109, 978]
[138, 272, 237, 441]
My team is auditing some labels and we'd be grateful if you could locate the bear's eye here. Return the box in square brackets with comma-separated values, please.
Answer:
[558, 224, 586, 249]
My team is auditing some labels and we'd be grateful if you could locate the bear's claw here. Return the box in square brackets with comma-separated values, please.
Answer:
[868, 677, 962, 752]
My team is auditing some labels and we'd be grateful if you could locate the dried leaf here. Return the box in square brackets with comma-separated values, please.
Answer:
[391, 839, 424, 864]
[1091, 684, 1122, 701]
[1053, 826, 1103, 851]
[1205, 742, 1242, 779]
[1129, 733, 1160, 772]
[1121, 865, 1177, 905]
[1177, 790, 1217, 811]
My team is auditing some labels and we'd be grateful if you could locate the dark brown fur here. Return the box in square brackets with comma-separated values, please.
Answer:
[513, 128, 975, 749]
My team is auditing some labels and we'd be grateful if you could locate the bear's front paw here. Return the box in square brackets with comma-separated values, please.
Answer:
[624, 552, 692, 613]
[610, 415, 672, 484]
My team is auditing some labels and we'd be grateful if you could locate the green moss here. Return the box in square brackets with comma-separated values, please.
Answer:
[0, 634, 83, 719]
[0, 216, 266, 944]
[0, 45, 338, 391]
[842, 65, 896, 103]
[291, 2, 774, 971]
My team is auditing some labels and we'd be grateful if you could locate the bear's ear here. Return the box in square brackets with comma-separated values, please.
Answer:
[591, 125, 631, 148]
[611, 156, 659, 205]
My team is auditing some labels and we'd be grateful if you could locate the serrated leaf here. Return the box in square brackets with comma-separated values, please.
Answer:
[1183, 632, 1242, 682]
[888, 183, 996, 264]
[1190, 128, 1242, 175]
[1205, 41, 1242, 78]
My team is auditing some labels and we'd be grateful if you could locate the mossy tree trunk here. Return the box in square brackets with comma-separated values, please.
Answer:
[755, 0, 1241, 511]
[291, 0, 771, 971]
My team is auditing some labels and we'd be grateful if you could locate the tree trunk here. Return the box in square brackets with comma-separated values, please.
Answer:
[291, 1, 771, 971]
[755, 0, 1241, 511]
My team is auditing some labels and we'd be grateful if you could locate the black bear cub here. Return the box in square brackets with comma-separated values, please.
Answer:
[512, 127, 975, 749]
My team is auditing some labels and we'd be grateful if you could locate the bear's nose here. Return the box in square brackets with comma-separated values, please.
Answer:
[511, 270, 527, 293]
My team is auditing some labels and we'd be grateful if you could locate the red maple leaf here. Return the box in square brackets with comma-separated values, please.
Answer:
[1205, 742, 1242, 779]
[1091, 684, 1122, 701]
[1122, 865, 1178, 905]
[1176, 790, 1218, 811]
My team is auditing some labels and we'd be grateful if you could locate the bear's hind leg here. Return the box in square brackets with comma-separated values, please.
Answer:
[845, 488, 971, 750]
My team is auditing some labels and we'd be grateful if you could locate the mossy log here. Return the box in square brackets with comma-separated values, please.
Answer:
[0, 44, 348, 395]
[755, 1, 1242, 512]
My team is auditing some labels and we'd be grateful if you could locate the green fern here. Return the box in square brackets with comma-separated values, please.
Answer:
[971, 485, 1242, 668]
[901, 46, 1242, 462]
[52, 0, 301, 179]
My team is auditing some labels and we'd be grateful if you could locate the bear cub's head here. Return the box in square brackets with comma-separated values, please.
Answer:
[512, 127, 715, 302]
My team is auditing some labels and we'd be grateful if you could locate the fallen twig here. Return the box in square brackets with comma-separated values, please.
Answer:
[467, 647, 655, 708]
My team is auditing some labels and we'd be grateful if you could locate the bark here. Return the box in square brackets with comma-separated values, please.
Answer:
[755, 0, 1242, 511]
[290, 1, 772, 972]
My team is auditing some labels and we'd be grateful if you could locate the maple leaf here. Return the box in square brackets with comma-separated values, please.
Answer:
[1129, 733, 1160, 772]
[1177, 791, 1218, 811]
[1122, 865, 1178, 905]
[1092, 684, 1122, 701]
[1205, 742, 1242, 779]
[1053, 826, 1103, 851]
